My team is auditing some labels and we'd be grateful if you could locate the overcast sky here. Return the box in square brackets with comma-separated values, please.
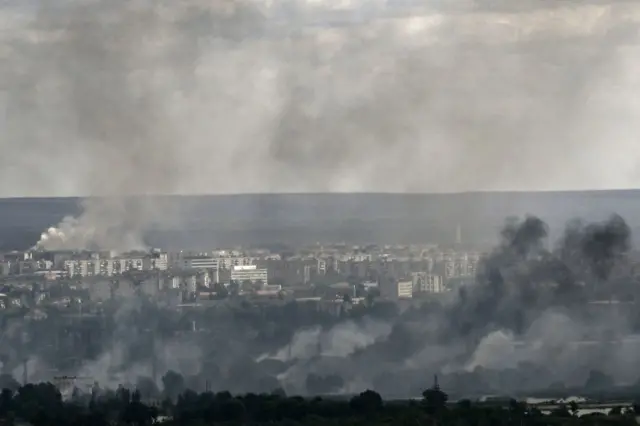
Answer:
[1, 0, 640, 197]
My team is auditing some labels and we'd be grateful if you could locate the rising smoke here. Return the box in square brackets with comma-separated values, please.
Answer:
[0, 0, 637, 249]
[251, 214, 639, 395]
[6, 213, 640, 397]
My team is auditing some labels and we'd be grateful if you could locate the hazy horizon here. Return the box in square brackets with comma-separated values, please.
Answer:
[1, 0, 640, 199]
[5, 187, 640, 200]
[2, 0, 640, 249]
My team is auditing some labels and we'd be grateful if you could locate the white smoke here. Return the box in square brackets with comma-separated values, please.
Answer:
[35, 207, 148, 252]
[2, 0, 639, 250]
[259, 319, 392, 362]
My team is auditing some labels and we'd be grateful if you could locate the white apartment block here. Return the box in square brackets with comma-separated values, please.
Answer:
[444, 253, 481, 279]
[64, 260, 99, 277]
[152, 253, 169, 271]
[177, 256, 256, 271]
[381, 280, 413, 300]
[171, 276, 181, 289]
[65, 254, 166, 277]
[413, 272, 445, 294]
[398, 281, 413, 299]
[230, 265, 268, 286]
[219, 257, 256, 269]
[317, 259, 327, 275]
[179, 257, 218, 270]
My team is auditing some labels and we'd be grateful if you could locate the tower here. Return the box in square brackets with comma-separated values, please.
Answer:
[455, 224, 462, 246]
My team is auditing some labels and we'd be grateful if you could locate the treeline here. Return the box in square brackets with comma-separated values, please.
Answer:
[1, 381, 640, 426]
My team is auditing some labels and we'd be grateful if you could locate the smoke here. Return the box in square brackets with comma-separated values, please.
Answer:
[259, 319, 392, 362]
[446, 214, 631, 339]
[23, 0, 192, 250]
[36, 205, 148, 252]
[560, 214, 630, 285]
[7, 213, 640, 397]
[0, 0, 638, 249]
[243, 214, 638, 396]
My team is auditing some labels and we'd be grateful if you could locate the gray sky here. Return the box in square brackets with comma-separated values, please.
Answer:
[1, 0, 640, 197]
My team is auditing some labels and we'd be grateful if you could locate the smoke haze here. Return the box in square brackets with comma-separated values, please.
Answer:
[8, 213, 640, 398]
[2, 0, 639, 249]
[2, 0, 640, 198]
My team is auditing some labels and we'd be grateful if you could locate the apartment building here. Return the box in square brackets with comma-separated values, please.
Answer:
[412, 272, 445, 294]
[177, 256, 256, 271]
[380, 279, 413, 300]
[65, 253, 163, 277]
[230, 265, 268, 286]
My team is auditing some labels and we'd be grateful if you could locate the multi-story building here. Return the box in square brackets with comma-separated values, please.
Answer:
[380, 279, 413, 300]
[64, 252, 161, 277]
[317, 259, 327, 276]
[65, 259, 99, 277]
[218, 257, 256, 270]
[125, 257, 148, 272]
[0, 262, 10, 276]
[413, 272, 445, 294]
[99, 260, 113, 276]
[443, 252, 481, 280]
[177, 256, 256, 271]
[178, 257, 219, 270]
[230, 265, 268, 286]
[171, 276, 181, 289]
[151, 252, 169, 271]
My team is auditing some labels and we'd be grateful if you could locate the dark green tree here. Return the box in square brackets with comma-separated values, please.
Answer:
[349, 390, 383, 414]
[422, 376, 448, 416]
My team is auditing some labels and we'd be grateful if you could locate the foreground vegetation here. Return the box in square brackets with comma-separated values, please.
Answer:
[1, 380, 640, 426]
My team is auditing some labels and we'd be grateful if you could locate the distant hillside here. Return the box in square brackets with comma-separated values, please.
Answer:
[1, 191, 640, 250]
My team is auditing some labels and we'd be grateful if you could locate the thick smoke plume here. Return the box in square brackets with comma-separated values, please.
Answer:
[7, 213, 640, 397]
[0, 0, 637, 249]
[252, 214, 639, 395]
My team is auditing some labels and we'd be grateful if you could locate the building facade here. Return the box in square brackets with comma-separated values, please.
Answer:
[230, 265, 268, 286]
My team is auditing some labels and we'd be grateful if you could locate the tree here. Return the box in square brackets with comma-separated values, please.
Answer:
[350, 390, 383, 414]
[609, 406, 622, 416]
[0, 388, 13, 416]
[569, 400, 579, 416]
[0, 374, 20, 392]
[228, 281, 240, 297]
[120, 390, 158, 426]
[422, 376, 448, 415]
[550, 404, 572, 418]
[212, 282, 228, 298]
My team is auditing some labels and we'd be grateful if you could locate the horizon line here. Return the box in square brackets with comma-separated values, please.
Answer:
[1, 188, 640, 200]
